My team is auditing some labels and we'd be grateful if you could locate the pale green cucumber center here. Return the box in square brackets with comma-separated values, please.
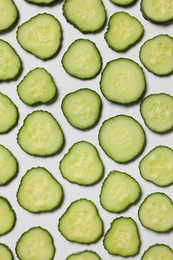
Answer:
[0, 0, 18, 31]
[67, 251, 100, 260]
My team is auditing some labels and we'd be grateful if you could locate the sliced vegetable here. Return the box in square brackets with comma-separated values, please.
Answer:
[141, 244, 173, 260]
[0, 243, 13, 260]
[25, 0, 58, 5]
[66, 250, 101, 260]
[110, 0, 137, 6]
[0, 0, 18, 33]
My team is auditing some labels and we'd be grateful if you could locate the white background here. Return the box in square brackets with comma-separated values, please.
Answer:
[0, 0, 173, 259]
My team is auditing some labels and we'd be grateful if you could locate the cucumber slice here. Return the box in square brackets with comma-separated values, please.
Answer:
[110, 0, 137, 6]
[103, 217, 140, 256]
[66, 250, 101, 260]
[100, 58, 146, 104]
[0, 40, 22, 81]
[63, 0, 106, 33]
[139, 34, 173, 76]
[61, 88, 102, 129]
[16, 13, 62, 60]
[0, 196, 16, 236]
[138, 192, 173, 232]
[0, 92, 19, 134]
[141, 244, 173, 260]
[25, 0, 58, 5]
[17, 110, 64, 156]
[0, 144, 18, 185]
[98, 115, 146, 163]
[58, 199, 103, 244]
[141, 0, 173, 24]
[105, 12, 144, 52]
[15, 227, 55, 260]
[0, 243, 13, 260]
[62, 39, 102, 79]
[139, 146, 173, 187]
[140, 93, 173, 133]
[59, 141, 104, 185]
[0, 0, 18, 33]
[100, 171, 141, 213]
[17, 68, 57, 106]
[17, 167, 63, 213]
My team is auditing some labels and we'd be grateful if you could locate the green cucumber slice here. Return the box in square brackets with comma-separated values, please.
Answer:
[17, 110, 64, 156]
[139, 34, 173, 76]
[141, 0, 173, 24]
[110, 0, 137, 6]
[138, 192, 173, 232]
[17, 167, 63, 213]
[62, 39, 102, 79]
[63, 0, 106, 33]
[100, 171, 141, 212]
[100, 58, 146, 104]
[105, 11, 144, 52]
[141, 244, 173, 260]
[0, 196, 16, 236]
[98, 115, 146, 163]
[66, 250, 101, 260]
[25, 0, 58, 5]
[0, 243, 13, 260]
[0, 40, 22, 81]
[58, 199, 103, 244]
[15, 227, 55, 260]
[0, 144, 18, 185]
[140, 93, 173, 133]
[139, 146, 173, 187]
[59, 141, 104, 185]
[0, 92, 19, 133]
[61, 88, 102, 129]
[0, 0, 18, 33]
[17, 67, 57, 105]
[16, 13, 62, 60]
[103, 217, 140, 256]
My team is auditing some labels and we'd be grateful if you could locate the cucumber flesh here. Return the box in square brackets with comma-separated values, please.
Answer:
[25, 0, 57, 5]
[142, 244, 173, 260]
[58, 199, 103, 244]
[17, 110, 64, 156]
[61, 88, 101, 129]
[16, 13, 62, 60]
[17, 167, 63, 213]
[0, 92, 19, 133]
[100, 171, 141, 212]
[59, 141, 104, 185]
[0, 40, 22, 81]
[138, 193, 173, 232]
[110, 0, 137, 6]
[141, 0, 173, 23]
[103, 217, 140, 256]
[100, 58, 146, 104]
[0, 144, 18, 185]
[0, 243, 13, 260]
[0, 0, 18, 32]
[140, 93, 173, 133]
[99, 115, 146, 163]
[139, 146, 173, 187]
[17, 67, 57, 105]
[62, 39, 102, 79]
[15, 227, 55, 260]
[66, 250, 101, 260]
[140, 34, 173, 76]
[105, 12, 144, 52]
[0, 196, 16, 236]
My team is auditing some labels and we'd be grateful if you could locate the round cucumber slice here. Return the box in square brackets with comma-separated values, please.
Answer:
[16, 13, 62, 60]
[62, 39, 102, 79]
[0, 0, 18, 33]
[140, 93, 173, 133]
[139, 34, 173, 76]
[15, 227, 55, 260]
[139, 146, 173, 187]
[99, 115, 146, 163]
[110, 0, 137, 6]
[100, 58, 146, 104]
[61, 88, 102, 129]
[141, 244, 173, 260]
[25, 0, 58, 5]
[138, 192, 173, 232]
[0, 243, 13, 260]
[17, 110, 64, 156]
[66, 250, 101, 260]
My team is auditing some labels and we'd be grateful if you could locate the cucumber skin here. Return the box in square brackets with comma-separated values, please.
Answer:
[0, 196, 16, 236]
[16, 167, 63, 213]
[110, 0, 138, 7]
[138, 192, 173, 233]
[140, 0, 173, 24]
[141, 244, 173, 259]
[63, 0, 107, 34]
[139, 145, 173, 187]
[0, 243, 14, 260]
[66, 250, 101, 260]
[139, 35, 173, 76]
[58, 198, 104, 244]
[25, 0, 59, 6]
